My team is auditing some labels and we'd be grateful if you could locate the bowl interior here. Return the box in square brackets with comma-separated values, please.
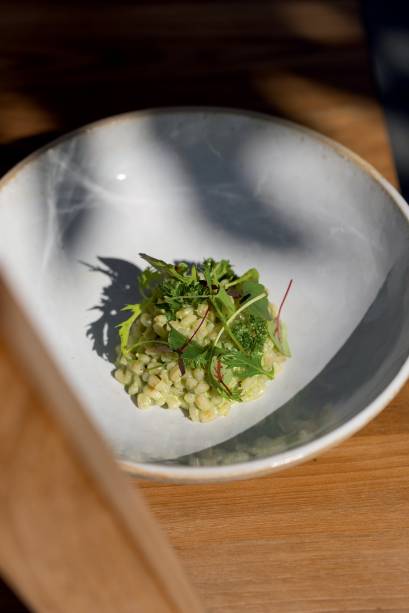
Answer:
[1, 109, 409, 474]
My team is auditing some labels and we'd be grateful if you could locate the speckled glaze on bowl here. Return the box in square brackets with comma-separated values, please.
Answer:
[1, 108, 409, 482]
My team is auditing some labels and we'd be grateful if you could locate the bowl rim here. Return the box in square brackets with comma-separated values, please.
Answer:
[1, 106, 409, 483]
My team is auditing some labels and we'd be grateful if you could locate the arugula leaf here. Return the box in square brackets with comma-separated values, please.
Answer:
[226, 267, 259, 288]
[240, 281, 272, 320]
[116, 304, 141, 355]
[184, 345, 211, 369]
[221, 349, 274, 379]
[168, 326, 186, 350]
[267, 320, 291, 357]
[168, 327, 210, 369]
[183, 341, 211, 369]
[214, 287, 235, 318]
[201, 258, 235, 286]
[139, 253, 185, 281]
[183, 342, 207, 365]
[212, 259, 234, 282]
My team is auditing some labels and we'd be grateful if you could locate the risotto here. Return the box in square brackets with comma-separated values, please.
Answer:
[114, 254, 292, 422]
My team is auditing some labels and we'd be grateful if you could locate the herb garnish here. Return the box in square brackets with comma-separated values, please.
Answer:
[215, 359, 233, 397]
[117, 254, 292, 402]
[168, 305, 211, 374]
[275, 279, 293, 339]
[117, 304, 141, 356]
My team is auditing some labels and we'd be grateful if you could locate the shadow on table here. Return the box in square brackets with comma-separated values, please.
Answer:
[0, 577, 29, 613]
[1, 0, 376, 176]
[363, 0, 409, 201]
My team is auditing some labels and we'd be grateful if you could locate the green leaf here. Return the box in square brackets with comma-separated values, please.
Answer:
[232, 314, 267, 355]
[175, 261, 189, 275]
[113, 254, 291, 413]
[139, 253, 185, 281]
[210, 297, 245, 352]
[208, 355, 242, 401]
[168, 327, 209, 368]
[212, 259, 234, 282]
[267, 320, 291, 357]
[240, 281, 272, 320]
[201, 258, 235, 287]
[188, 345, 211, 369]
[202, 258, 214, 289]
[160, 277, 209, 319]
[214, 287, 235, 318]
[191, 264, 198, 282]
[116, 304, 141, 355]
[184, 344, 210, 368]
[138, 267, 162, 298]
[212, 291, 269, 352]
[168, 327, 186, 351]
[221, 349, 274, 380]
[226, 267, 259, 288]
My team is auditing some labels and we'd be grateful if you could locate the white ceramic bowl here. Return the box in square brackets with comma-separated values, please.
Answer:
[1, 108, 409, 482]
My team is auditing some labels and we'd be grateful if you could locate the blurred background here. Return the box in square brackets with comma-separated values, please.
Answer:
[1, 0, 407, 192]
[1, 0, 408, 610]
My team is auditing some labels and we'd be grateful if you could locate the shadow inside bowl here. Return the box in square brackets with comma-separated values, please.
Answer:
[3, 109, 409, 475]
[84, 257, 143, 364]
[146, 112, 312, 254]
[89, 249, 409, 468]
[168, 250, 409, 467]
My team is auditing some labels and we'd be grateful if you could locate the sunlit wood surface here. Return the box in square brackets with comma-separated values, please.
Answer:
[1, 1, 408, 612]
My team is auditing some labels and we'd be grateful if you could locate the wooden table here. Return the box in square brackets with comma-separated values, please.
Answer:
[1, 2, 408, 611]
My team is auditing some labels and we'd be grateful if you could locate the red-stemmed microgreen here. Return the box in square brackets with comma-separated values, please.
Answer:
[215, 359, 232, 397]
[275, 279, 293, 339]
[178, 356, 186, 375]
[176, 304, 210, 374]
[180, 305, 210, 351]
[116, 254, 292, 407]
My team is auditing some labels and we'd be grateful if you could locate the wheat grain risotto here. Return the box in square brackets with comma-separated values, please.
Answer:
[114, 254, 292, 422]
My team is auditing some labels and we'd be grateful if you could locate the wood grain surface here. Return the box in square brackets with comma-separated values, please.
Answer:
[1, 1, 408, 612]
[0, 282, 204, 613]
